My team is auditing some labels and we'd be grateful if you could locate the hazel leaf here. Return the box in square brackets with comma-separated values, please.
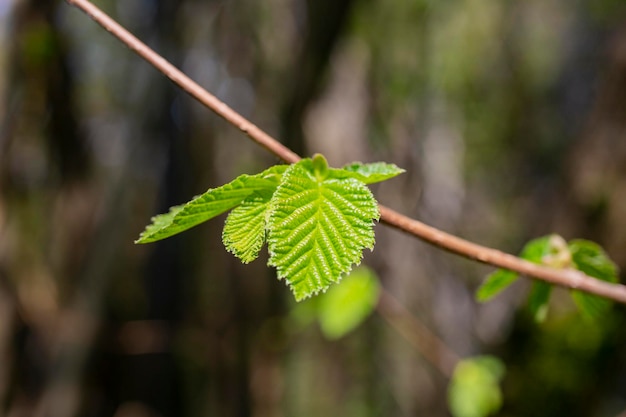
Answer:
[267, 157, 380, 300]
[136, 165, 286, 243]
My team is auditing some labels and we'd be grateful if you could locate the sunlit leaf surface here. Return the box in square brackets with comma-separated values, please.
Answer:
[136, 165, 286, 243]
[268, 156, 380, 300]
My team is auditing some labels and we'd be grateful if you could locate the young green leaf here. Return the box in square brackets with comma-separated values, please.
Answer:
[222, 188, 274, 263]
[568, 239, 619, 319]
[520, 236, 554, 321]
[475, 269, 519, 302]
[527, 281, 552, 322]
[568, 239, 618, 282]
[317, 266, 380, 339]
[476, 234, 619, 321]
[267, 156, 380, 301]
[339, 161, 405, 184]
[519, 235, 552, 263]
[136, 165, 286, 243]
[136, 155, 404, 301]
[448, 356, 505, 417]
[475, 235, 553, 304]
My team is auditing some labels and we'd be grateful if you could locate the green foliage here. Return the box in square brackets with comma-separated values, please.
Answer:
[568, 239, 619, 320]
[476, 235, 552, 302]
[289, 266, 381, 339]
[448, 356, 505, 417]
[222, 187, 276, 263]
[527, 281, 552, 322]
[136, 154, 403, 300]
[267, 156, 380, 300]
[475, 269, 518, 302]
[136, 165, 287, 243]
[340, 161, 406, 184]
[518, 235, 553, 264]
[476, 235, 619, 320]
[317, 266, 380, 339]
[521, 236, 554, 322]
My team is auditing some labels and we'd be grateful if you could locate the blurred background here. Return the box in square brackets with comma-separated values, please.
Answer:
[1, 0, 626, 416]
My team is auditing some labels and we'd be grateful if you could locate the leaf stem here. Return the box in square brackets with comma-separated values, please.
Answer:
[66, 0, 626, 305]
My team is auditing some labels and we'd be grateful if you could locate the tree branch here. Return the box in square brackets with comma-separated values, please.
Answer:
[66, 0, 626, 305]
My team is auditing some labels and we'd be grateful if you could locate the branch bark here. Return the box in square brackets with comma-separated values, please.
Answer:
[65, 0, 626, 305]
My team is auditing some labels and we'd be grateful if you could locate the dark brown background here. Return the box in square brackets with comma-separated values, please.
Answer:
[1, 0, 625, 416]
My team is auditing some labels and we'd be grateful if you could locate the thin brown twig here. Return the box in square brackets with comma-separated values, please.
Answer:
[65, 0, 626, 305]
[377, 289, 460, 378]
[66, 0, 300, 166]
[379, 207, 626, 303]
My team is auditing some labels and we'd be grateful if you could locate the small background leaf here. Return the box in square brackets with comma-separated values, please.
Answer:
[476, 269, 519, 302]
[448, 356, 505, 417]
[476, 236, 553, 303]
[527, 281, 552, 322]
[317, 266, 380, 339]
[339, 161, 405, 184]
[568, 239, 619, 319]
[289, 266, 381, 339]
[518, 235, 552, 263]
[568, 239, 618, 282]
[520, 235, 559, 320]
